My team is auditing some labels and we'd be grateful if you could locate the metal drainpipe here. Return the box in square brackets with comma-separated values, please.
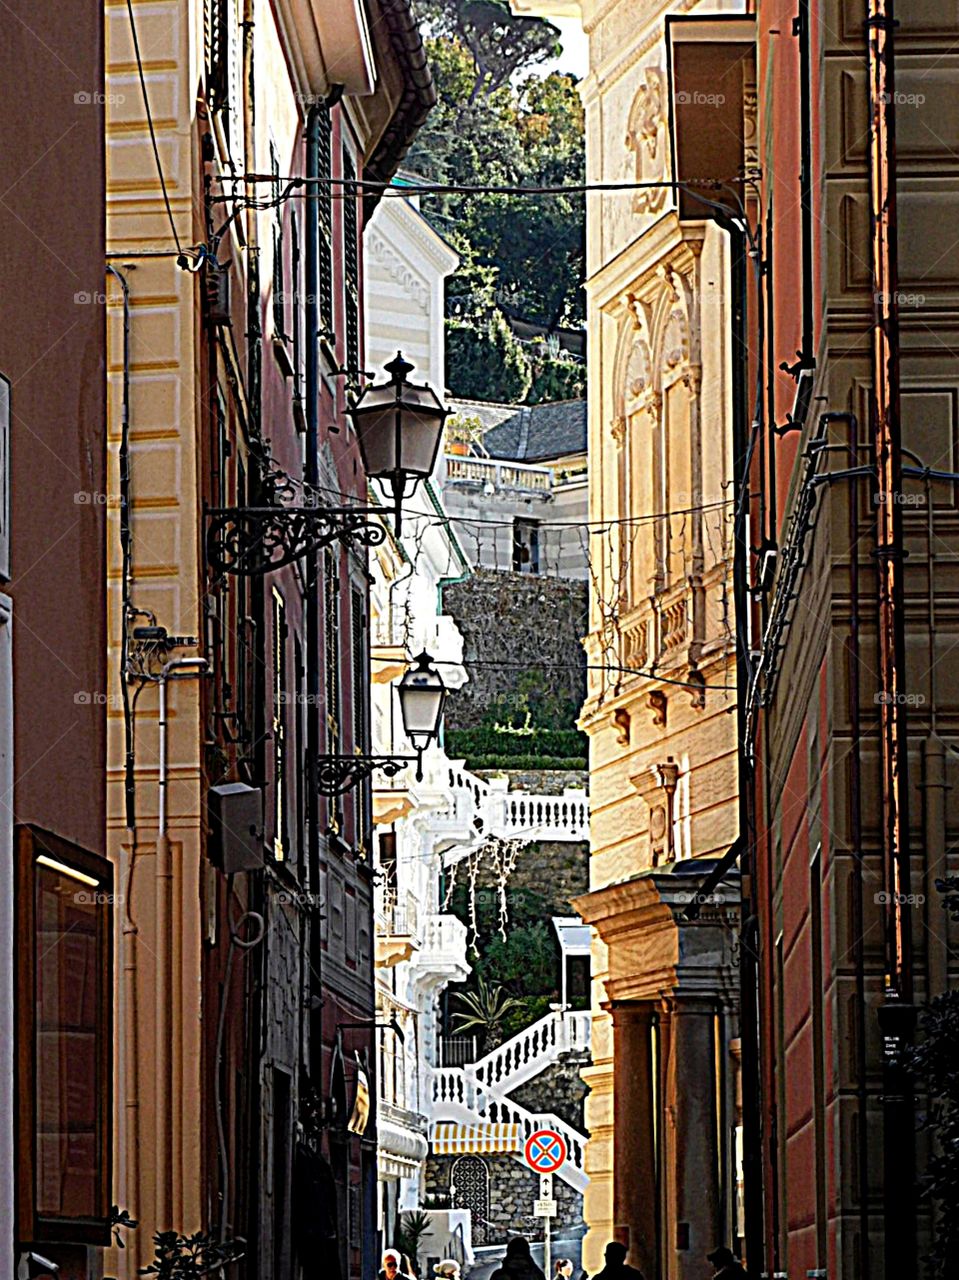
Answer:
[108, 261, 141, 1275]
[729, 221, 766, 1277]
[843, 413, 872, 1280]
[866, 2, 917, 1274]
[154, 657, 208, 1232]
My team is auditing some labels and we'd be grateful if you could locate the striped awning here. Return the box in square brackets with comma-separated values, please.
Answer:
[431, 1122, 521, 1155]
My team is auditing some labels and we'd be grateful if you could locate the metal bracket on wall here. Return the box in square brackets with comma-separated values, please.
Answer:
[206, 505, 386, 576]
[314, 754, 419, 797]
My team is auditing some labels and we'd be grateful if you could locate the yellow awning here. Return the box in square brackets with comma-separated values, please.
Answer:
[431, 1122, 521, 1155]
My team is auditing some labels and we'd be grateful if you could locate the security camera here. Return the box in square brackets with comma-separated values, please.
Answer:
[19, 1252, 59, 1279]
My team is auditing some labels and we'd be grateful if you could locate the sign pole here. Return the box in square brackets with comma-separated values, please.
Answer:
[526, 1128, 565, 1277]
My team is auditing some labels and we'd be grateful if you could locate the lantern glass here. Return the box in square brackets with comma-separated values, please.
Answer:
[349, 354, 448, 487]
[398, 652, 447, 749]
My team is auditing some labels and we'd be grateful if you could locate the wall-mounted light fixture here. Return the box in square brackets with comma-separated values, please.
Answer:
[206, 354, 448, 576]
[314, 651, 446, 796]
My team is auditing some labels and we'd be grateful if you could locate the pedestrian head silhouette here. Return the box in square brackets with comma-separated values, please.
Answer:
[706, 1247, 735, 1268]
[604, 1243, 629, 1266]
[506, 1238, 533, 1261]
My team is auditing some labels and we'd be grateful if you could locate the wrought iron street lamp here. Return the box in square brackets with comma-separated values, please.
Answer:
[206, 355, 449, 576]
[348, 352, 450, 535]
[315, 652, 447, 796]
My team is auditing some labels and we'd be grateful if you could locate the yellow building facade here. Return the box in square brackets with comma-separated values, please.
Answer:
[515, 3, 746, 1276]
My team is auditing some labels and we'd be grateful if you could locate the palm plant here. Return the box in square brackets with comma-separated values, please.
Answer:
[395, 1210, 432, 1276]
[451, 974, 524, 1049]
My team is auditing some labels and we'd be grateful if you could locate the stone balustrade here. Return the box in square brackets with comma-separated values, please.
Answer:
[444, 454, 553, 495]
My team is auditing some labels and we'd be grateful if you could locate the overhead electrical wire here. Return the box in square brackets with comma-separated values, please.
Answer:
[211, 174, 750, 200]
[371, 653, 736, 694]
[125, 0, 182, 255]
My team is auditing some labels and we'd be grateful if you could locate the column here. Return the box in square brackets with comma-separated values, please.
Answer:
[611, 1002, 659, 1279]
[664, 997, 722, 1280]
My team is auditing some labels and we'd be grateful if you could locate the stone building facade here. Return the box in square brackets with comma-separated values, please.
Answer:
[514, 4, 745, 1279]
[102, 4, 436, 1279]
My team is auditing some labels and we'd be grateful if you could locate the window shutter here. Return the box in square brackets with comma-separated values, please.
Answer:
[316, 107, 334, 342]
[342, 148, 359, 376]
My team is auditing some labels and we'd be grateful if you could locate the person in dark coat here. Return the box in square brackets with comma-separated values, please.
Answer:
[706, 1246, 747, 1279]
[588, 1242, 645, 1280]
[489, 1236, 547, 1280]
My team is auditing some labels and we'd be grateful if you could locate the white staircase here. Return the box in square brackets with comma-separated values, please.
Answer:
[433, 764, 589, 858]
[431, 1009, 591, 1192]
[471, 1008, 591, 1094]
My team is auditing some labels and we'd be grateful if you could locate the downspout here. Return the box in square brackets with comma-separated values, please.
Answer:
[796, 0, 815, 373]
[730, 224, 765, 1278]
[842, 412, 872, 1280]
[304, 102, 322, 1050]
[154, 657, 208, 1234]
[866, 3, 916, 1275]
[108, 263, 142, 1275]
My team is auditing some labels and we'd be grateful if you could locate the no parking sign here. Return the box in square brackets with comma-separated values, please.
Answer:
[524, 1128, 568, 1174]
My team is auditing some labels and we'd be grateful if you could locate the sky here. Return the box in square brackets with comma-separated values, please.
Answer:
[545, 17, 589, 80]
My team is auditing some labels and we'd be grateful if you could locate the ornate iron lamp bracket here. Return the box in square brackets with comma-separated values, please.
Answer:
[314, 754, 420, 797]
[207, 505, 387, 576]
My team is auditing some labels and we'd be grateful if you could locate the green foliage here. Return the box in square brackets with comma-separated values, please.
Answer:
[139, 1231, 244, 1278]
[451, 973, 525, 1049]
[447, 724, 586, 762]
[527, 356, 587, 405]
[395, 1210, 433, 1276]
[448, 666, 587, 767]
[467, 755, 586, 770]
[414, 1, 561, 101]
[906, 875, 959, 1278]
[407, 8, 586, 399]
[475, 921, 557, 996]
[489, 666, 582, 731]
[446, 313, 531, 403]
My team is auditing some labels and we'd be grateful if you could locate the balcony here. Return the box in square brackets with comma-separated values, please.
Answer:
[444, 454, 552, 496]
[375, 890, 421, 967]
[416, 912, 470, 986]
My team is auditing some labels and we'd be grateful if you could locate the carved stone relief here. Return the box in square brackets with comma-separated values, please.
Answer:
[626, 66, 669, 215]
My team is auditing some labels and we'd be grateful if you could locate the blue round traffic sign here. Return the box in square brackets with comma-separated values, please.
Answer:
[524, 1128, 567, 1174]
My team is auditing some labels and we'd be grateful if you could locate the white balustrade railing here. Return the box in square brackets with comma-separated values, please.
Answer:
[470, 1008, 591, 1095]
[431, 1066, 587, 1192]
[435, 765, 589, 854]
[487, 789, 589, 842]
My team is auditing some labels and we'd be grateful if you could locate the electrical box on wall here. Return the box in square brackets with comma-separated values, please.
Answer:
[208, 782, 264, 873]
